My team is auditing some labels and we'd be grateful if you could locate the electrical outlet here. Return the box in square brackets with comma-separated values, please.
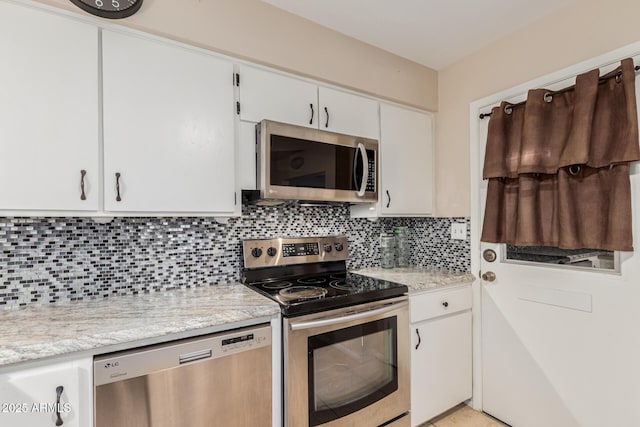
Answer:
[451, 223, 467, 240]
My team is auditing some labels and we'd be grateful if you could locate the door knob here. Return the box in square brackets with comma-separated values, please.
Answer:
[483, 249, 497, 262]
[481, 271, 496, 282]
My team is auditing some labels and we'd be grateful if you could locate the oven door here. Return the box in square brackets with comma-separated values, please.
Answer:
[283, 297, 409, 427]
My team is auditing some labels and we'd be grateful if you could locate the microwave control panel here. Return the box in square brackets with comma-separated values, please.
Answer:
[366, 150, 376, 192]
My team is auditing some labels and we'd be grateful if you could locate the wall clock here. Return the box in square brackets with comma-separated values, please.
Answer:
[69, 0, 142, 19]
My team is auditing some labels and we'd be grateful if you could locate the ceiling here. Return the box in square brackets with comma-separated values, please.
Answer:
[261, 0, 574, 70]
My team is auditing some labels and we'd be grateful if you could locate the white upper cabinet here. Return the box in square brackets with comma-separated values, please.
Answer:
[352, 103, 434, 217]
[237, 65, 379, 138]
[0, 2, 99, 212]
[318, 86, 379, 139]
[381, 104, 434, 215]
[237, 65, 318, 128]
[102, 30, 236, 214]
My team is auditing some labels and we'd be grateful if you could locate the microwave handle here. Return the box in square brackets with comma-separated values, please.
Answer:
[356, 142, 368, 197]
[289, 300, 408, 331]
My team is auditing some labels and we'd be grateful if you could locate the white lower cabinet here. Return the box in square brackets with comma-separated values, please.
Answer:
[0, 356, 92, 427]
[410, 286, 472, 426]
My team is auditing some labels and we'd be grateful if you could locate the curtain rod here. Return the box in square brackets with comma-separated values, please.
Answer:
[478, 65, 640, 119]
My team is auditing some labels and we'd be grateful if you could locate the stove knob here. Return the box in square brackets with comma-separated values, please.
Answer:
[267, 247, 277, 257]
[335, 242, 344, 252]
[251, 247, 263, 258]
[324, 244, 332, 253]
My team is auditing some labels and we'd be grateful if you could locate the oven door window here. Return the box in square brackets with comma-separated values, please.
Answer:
[307, 317, 397, 426]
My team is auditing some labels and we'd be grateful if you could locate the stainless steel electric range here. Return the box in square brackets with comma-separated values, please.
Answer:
[242, 236, 411, 427]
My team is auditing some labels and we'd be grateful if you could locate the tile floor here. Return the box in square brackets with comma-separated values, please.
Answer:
[419, 404, 509, 427]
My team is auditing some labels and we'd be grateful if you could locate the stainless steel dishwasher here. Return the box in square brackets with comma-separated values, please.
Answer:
[94, 324, 272, 427]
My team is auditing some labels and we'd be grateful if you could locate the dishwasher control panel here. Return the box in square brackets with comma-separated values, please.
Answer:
[94, 324, 271, 386]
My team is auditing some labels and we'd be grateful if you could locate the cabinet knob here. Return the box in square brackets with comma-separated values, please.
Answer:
[80, 170, 87, 201]
[55, 385, 64, 426]
[442, 301, 449, 308]
[115, 172, 122, 202]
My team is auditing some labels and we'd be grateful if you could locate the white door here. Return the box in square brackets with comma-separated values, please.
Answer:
[0, 2, 99, 212]
[102, 30, 235, 213]
[318, 87, 379, 139]
[380, 104, 434, 216]
[237, 64, 318, 128]
[473, 57, 640, 427]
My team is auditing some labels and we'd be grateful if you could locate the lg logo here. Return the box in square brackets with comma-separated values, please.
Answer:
[104, 361, 120, 369]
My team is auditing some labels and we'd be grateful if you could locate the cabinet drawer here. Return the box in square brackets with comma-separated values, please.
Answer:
[410, 286, 472, 323]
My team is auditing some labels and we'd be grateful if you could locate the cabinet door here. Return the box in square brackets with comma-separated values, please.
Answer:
[410, 311, 472, 426]
[236, 121, 258, 191]
[238, 65, 318, 128]
[318, 87, 379, 139]
[380, 104, 434, 215]
[0, 357, 92, 427]
[103, 30, 235, 213]
[0, 2, 99, 212]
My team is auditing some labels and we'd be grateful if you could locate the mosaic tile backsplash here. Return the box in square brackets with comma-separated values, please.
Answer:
[0, 205, 470, 308]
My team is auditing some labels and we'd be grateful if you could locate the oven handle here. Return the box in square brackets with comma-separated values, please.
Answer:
[289, 301, 408, 331]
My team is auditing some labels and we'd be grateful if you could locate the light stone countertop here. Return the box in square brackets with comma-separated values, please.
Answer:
[0, 283, 279, 369]
[352, 267, 475, 293]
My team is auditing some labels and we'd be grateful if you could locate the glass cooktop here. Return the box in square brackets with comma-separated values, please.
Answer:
[245, 272, 407, 317]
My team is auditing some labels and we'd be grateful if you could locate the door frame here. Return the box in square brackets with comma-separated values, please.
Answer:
[468, 39, 640, 411]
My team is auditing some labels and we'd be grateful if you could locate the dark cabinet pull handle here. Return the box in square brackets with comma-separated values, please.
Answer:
[309, 103, 314, 125]
[55, 385, 64, 426]
[324, 107, 329, 128]
[386, 190, 391, 208]
[115, 172, 122, 202]
[442, 301, 449, 308]
[80, 170, 87, 201]
[415, 328, 421, 350]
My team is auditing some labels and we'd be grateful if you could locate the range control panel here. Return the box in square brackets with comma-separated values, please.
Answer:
[243, 236, 348, 269]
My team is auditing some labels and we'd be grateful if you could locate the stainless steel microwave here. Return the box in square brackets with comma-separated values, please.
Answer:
[253, 120, 378, 204]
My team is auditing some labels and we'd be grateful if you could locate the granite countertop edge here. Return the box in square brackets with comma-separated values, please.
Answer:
[351, 267, 475, 294]
[0, 283, 279, 369]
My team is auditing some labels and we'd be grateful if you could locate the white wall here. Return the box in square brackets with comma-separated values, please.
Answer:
[438, 0, 640, 216]
[30, 0, 438, 112]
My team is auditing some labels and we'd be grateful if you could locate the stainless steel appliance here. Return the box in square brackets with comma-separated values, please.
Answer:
[248, 120, 378, 204]
[93, 324, 272, 427]
[242, 236, 410, 427]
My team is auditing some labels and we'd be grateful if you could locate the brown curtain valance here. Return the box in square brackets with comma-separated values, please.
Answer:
[481, 58, 640, 251]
